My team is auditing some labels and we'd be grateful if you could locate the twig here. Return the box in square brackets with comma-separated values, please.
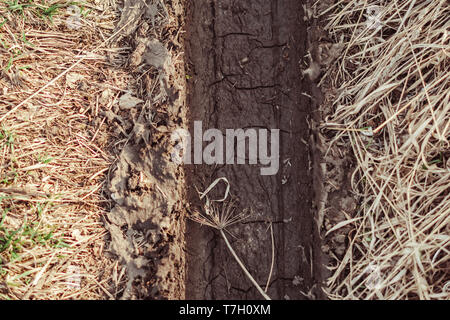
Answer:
[265, 223, 275, 293]
[219, 229, 271, 300]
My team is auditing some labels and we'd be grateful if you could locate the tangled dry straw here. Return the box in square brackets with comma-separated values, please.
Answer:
[319, 0, 449, 299]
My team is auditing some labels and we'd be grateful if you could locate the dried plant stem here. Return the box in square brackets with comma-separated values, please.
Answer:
[192, 177, 272, 299]
[219, 229, 271, 301]
[265, 223, 275, 293]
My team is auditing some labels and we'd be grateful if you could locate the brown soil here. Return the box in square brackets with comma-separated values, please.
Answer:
[103, 0, 330, 300]
[184, 0, 325, 300]
[104, 0, 188, 299]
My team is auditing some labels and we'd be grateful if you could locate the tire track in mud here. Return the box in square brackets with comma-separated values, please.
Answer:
[185, 0, 324, 299]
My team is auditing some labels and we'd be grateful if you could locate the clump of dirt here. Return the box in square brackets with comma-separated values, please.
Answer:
[104, 0, 188, 299]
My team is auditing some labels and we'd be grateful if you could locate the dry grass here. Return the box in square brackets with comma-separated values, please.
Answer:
[316, 0, 449, 299]
[0, 0, 133, 299]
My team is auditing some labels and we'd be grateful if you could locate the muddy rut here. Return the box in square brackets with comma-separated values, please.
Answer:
[185, 0, 324, 300]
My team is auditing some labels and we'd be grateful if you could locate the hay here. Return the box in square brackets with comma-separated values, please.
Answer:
[318, 0, 449, 299]
[0, 0, 128, 299]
